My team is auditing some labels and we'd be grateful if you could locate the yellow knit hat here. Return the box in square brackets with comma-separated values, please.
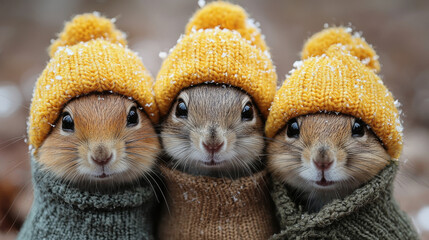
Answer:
[265, 27, 403, 160]
[154, 1, 277, 118]
[28, 13, 159, 150]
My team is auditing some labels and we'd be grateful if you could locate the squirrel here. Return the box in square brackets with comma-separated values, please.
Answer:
[160, 85, 264, 179]
[154, 2, 278, 239]
[265, 27, 418, 239]
[267, 113, 389, 212]
[37, 94, 160, 191]
[18, 13, 161, 239]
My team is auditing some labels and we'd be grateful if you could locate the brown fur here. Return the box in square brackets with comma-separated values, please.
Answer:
[161, 85, 264, 178]
[267, 113, 390, 212]
[37, 94, 160, 189]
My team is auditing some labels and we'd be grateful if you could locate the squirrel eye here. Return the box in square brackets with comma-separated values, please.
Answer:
[175, 99, 188, 119]
[126, 106, 139, 127]
[61, 112, 74, 132]
[352, 119, 365, 137]
[241, 101, 254, 121]
[286, 118, 299, 138]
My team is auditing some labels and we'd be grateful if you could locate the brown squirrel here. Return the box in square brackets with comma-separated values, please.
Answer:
[37, 94, 160, 191]
[160, 85, 265, 179]
[267, 113, 390, 212]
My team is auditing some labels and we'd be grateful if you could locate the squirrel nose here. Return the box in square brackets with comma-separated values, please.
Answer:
[203, 141, 224, 154]
[313, 147, 333, 170]
[91, 145, 112, 166]
[314, 160, 333, 170]
[92, 154, 112, 166]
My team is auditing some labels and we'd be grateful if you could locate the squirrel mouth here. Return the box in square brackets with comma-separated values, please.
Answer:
[96, 173, 108, 178]
[202, 159, 225, 166]
[94, 170, 112, 179]
[200, 153, 226, 166]
[203, 161, 223, 166]
[95, 173, 111, 179]
[316, 177, 335, 186]
[315, 170, 335, 187]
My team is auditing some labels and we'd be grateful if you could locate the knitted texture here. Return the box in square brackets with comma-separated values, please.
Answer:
[270, 163, 419, 240]
[17, 158, 157, 240]
[155, 2, 277, 118]
[158, 165, 278, 240]
[28, 13, 159, 150]
[265, 27, 403, 160]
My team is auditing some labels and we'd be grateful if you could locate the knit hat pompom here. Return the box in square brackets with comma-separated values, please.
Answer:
[185, 1, 267, 51]
[49, 12, 127, 57]
[301, 27, 380, 72]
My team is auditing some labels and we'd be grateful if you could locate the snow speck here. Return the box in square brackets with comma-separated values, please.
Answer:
[417, 206, 429, 231]
[263, 50, 271, 59]
[45, 85, 51, 90]
[111, 17, 117, 23]
[158, 51, 167, 59]
[396, 124, 403, 133]
[353, 31, 363, 38]
[93, 11, 101, 17]
[247, 18, 261, 32]
[232, 195, 238, 202]
[65, 48, 74, 56]
[394, 99, 402, 108]
[293, 60, 303, 69]
[183, 192, 188, 200]
[198, 0, 205, 8]
[323, 23, 329, 28]
[145, 103, 153, 107]
[361, 57, 370, 65]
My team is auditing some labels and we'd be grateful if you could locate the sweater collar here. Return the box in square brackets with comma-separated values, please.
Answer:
[271, 163, 398, 234]
[158, 165, 278, 239]
[159, 164, 270, 206]
[31, 157, 156, 210]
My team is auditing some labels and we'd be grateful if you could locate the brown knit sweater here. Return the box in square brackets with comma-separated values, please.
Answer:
[158, 165, 278, 240]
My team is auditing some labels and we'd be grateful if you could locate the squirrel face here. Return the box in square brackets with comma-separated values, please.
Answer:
[37, 94, 160, 188]
[161, 85, 264, 178]
[267, 113, 390, 212]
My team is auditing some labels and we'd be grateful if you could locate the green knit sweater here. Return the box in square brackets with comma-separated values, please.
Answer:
[17, 158, 157, 240]
[270, 163, 419, 240]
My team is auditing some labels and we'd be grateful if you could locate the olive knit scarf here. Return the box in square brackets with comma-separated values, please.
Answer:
[17, 158, 157, 240]
[157, 165, 278, 240]
[270, 163, 419, 240]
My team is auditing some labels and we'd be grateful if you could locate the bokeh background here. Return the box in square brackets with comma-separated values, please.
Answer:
[0, 0, 428, 239]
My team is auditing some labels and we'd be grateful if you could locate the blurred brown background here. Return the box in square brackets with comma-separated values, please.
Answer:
[0, 0, 428, 239]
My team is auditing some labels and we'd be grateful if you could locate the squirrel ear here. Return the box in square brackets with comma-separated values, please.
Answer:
[49, 12, 127, 57]
[185, 1, 267, 51]
[301, 27, 380, 73]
